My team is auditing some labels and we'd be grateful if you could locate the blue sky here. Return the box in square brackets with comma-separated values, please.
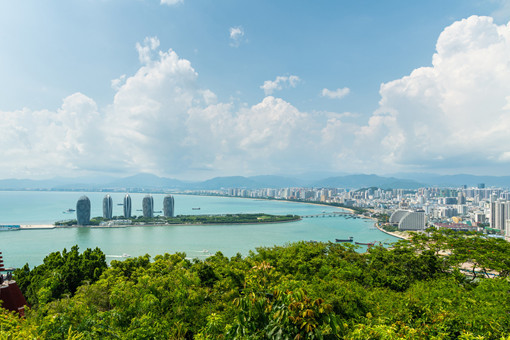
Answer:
[0, 1, 509, 179]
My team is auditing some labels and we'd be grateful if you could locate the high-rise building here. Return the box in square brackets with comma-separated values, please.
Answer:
[142, 195, 154, 218]
[163, 195, 175, 217]
[124, 194, 132, 218]
[458, 192, 466, 205]
[490, 200, 509, 231]
[389, 209, 426, 231]
[103, 195, 113, 219]
[76, 196, 91, 225]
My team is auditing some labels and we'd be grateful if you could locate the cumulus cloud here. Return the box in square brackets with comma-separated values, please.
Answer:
[260, 75, 301, 95]
[135, 37, 160, 64]
[321, 87, 350, 99]
[229, 26, 245, 47]
[0, 93, 110, 178]
[361, 15, 510, 173]
[0, 37, 349, 178]
[2, 16, 510, 179]
[111, 74, 126, 91]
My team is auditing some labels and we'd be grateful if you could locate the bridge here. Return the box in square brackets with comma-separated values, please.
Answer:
[301, 212, 353, 218]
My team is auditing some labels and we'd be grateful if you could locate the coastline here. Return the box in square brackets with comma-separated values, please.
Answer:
[374, 223, 410, 240]
[55, 217, 302, 229]
[9, 192, 375, 230]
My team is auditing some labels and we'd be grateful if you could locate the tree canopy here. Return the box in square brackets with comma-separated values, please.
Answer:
[2, 230, 510, 339]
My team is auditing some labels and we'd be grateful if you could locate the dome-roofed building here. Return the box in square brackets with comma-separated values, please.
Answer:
[163, 195, 175, 217]
[142, 195, 154, 218]
[103, 194, 113, 219]
[76, 196, 91, 225]
[124, 194, 132, 218]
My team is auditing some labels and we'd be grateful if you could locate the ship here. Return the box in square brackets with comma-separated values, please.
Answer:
[192, 207, 201, 210]
[63, 208, 76, 213]
[0, 225, 21, 231]
[335, 236, 353, 243]
[355, 241, 376, 246]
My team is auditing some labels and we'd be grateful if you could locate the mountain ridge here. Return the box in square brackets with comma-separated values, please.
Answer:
[0, 173, 509, 191]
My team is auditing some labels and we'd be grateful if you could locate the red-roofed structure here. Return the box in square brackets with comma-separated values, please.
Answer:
[0, 252, 28, 316]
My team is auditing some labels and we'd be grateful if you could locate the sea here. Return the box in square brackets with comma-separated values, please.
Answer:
[0, 191, 398, 269]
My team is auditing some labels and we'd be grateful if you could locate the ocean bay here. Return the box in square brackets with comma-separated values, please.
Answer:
[0, 191, 397, 268]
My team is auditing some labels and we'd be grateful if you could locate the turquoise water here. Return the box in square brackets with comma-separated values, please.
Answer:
[0, 192, 397, 268]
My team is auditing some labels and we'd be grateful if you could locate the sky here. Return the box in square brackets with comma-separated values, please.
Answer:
[1, 0, 510, 180]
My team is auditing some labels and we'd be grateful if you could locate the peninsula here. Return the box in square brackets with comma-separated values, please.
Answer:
[55, 213, 300, 227]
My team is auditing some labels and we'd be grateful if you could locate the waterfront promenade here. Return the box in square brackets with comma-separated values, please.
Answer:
[20, 225, 55, 230]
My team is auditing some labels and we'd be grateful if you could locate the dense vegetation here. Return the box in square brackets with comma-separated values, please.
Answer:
[2, 230, 510, 339]
[55, 213, 300, 226]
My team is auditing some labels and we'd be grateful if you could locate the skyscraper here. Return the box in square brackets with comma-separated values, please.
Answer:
[163, 195, 175, 217]
[124, 194, 132, 218]
[103, 194, 113, 219]
[76, 196, 91, 225]
[142, 195, 154, 218]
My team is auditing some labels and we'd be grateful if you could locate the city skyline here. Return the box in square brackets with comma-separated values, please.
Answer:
[1, 1, 510, 180]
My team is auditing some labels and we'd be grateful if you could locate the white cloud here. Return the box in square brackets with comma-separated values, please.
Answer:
[359, 15, 510, 173]
[260, 75, 301, 95]
[135, 37, 160, 64]
[0, 37, 346, 178]
[321, 87, 350, 99]
[111, 74, 126, 91]
[160, 0, 183, 5]
[0, 93, 109, 178]
[2, 16, 510, 179]
[229, 26, 245, 47]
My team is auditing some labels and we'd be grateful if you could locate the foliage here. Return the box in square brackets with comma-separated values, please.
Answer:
[56, 213, 300, 226]
[13, 245, 107, 306]
[382, 224, 398, 232]
[4, 231, 510, 339]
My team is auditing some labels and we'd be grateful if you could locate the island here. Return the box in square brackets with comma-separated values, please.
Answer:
[54, 213, 301, 227]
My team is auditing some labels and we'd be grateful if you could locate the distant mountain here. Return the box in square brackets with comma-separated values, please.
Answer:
[389, 173, 510, 187]
[192, 176, 260, 190]
[103, 173, 184, 190]
[288, 171, 348, 182]
[312, 174, 424, 189]
[248, 175, 302, 188]
[2, 172, 510, 191]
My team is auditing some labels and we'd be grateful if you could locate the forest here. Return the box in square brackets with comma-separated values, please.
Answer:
[2, 229, 510, 339]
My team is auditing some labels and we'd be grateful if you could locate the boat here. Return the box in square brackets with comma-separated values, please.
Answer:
[335, 237, 353, 243]
[117, 203, 124, 206]
[63, 208, 75, 213]
[0, 225, 21, 231]
[192, 207, 201, 210]
[355, 241, 376, 246]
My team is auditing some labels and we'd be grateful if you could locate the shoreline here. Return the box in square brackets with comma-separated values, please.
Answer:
[8, 193, 376, 230]
[374, 223, 410, 240]
[55, 217, 302, 229]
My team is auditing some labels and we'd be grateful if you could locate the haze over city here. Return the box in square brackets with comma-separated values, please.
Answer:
[1, 1, 510, 180]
